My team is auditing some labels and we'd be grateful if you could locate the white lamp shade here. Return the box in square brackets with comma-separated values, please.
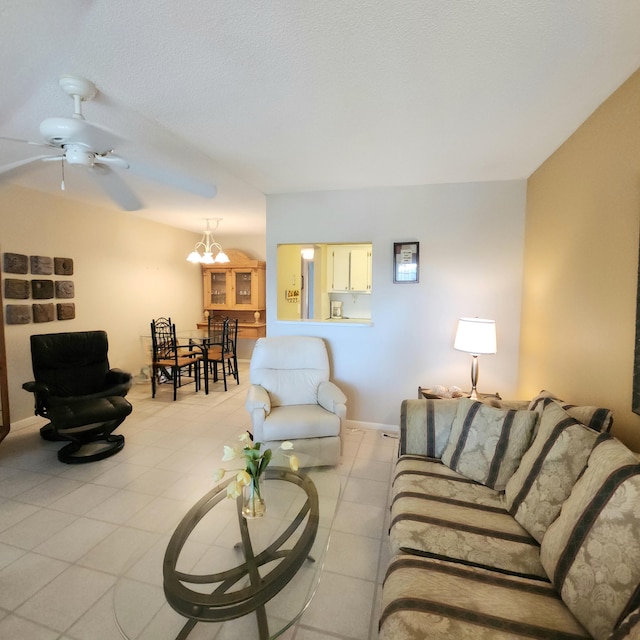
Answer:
[454, 318, 497, 355]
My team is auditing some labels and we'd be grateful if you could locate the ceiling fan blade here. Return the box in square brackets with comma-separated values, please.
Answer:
[88, 164, 144, 211]
[125, 159, 217, 199]
[0, 154, 60, 180]
[0, 135, 55, 149]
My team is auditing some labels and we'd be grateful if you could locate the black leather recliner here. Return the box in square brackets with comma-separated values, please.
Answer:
[22, 330, 133, 463]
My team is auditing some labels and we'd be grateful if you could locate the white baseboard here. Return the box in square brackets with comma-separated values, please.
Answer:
[344, 419, 399, 434]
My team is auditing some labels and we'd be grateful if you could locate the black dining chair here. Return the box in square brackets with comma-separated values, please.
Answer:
[150, 317, 203, 400]
[204, 316, 230, 391]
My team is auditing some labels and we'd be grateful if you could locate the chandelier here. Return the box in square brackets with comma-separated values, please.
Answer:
[186, 218, 230, 264]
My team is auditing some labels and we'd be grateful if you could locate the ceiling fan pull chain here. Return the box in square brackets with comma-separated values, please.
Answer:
[60, 158, 65, 191]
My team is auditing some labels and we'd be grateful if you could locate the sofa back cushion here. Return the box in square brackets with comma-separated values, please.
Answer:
[504, 400, 598, 543]
[399, 398, 460, 458]
[441, 398, 538, 490]
[249, 336, 330, 406]
[540, 435, 640, 640]
[528, 390, 613, 433]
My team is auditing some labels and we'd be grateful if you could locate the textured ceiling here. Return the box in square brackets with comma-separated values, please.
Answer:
[1, 1, 640, 235]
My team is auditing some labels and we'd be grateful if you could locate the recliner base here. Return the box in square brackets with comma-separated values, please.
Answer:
[57, 433, 125, 464]
[42, 396, 132, 464]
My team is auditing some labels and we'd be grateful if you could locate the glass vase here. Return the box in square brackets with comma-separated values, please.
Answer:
[242, 475, 266, 519]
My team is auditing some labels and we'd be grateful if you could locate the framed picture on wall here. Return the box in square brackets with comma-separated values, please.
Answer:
[393, 242, 419, 283]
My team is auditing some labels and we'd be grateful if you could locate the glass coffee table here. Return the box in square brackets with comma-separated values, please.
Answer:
[113, 465, 341, 639]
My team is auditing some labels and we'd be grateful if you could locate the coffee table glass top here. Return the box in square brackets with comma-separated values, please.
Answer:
[113, 466, 341, 639]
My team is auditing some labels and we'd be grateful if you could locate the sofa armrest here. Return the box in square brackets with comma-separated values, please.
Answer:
[318, 381, 347, 419]
[400, 398, 461, 459]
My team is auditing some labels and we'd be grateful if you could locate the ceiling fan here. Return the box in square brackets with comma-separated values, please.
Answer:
[0, 75, 217, 211]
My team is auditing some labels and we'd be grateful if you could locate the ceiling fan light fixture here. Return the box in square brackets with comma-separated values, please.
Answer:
[187, 218, 229, 264]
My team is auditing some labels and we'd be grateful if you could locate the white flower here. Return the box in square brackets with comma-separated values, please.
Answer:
[222, 444, 242, 462]
[239, 432, 253, 448]
[213, 468, 226, 482]
[280, 441, 294, 451]
[236, 470, 251, 486]
[226, 480, 242, 499]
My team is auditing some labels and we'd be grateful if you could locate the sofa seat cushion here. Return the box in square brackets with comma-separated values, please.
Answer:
[379, 554, 590, 640]
[390, 455, 546, 579]
[261, 404, 341, 441]
[541, 435, 640, 640]
[504, 400, 599, 542]
[441, 399, 539, 490]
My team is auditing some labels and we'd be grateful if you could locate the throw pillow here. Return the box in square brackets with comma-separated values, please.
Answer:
[528, 390, 613, 432]
[503, 400, 598, 542]
[441, 398, 539, 490]
[540, 435, 640, 640]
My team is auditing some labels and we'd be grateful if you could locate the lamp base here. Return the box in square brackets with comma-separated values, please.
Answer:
[469, 355, 480, 401]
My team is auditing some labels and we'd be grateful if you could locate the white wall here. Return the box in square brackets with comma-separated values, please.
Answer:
[266, 181, 527, 429]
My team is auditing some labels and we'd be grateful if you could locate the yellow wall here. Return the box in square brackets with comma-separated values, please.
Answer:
[521, 68, 640, 450]
[276, 244, 302, 320]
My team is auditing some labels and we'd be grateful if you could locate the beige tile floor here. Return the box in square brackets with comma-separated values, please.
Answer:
[0, 362, 396, 640]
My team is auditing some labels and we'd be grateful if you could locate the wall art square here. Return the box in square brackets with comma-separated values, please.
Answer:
[6, 305, 30, 324]
[55, 281, 74, 299]
[54, 257, 74, 276]
[31, 280, 54, 299]
[32, 303, 54, 323]
[56, 303, 75, 320]
[4, 279, 30, 299]
[30, 256, 53, 275]
[3, 253, 28, 274]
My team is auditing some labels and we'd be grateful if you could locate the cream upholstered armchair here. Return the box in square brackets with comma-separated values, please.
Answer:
[245, 336, 347, 466]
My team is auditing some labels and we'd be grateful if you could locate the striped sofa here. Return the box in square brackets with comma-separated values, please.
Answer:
[379, 392, 640, 640]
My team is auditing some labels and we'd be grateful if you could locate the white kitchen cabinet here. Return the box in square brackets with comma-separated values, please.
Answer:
[327, 244, 372, 292]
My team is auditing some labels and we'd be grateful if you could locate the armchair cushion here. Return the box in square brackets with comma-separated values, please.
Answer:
[261, 404, 341, 442]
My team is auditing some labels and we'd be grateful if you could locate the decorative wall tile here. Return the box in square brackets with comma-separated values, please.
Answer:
[30, 256, 53, 275]
[4, 279, 30, 299]
[33, 303, 54, 323]
[54, 257, 74, 276]
[31, 280, 54, 299]
[6, 305, 30, 324]
[3, 253, 28, 274]
[56, 303, 75, 320]
[55, 281, 74, 299]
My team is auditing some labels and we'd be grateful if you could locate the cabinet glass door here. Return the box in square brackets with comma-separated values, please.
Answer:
[234, 270, 252, 306]
[210, 272, 228, 306]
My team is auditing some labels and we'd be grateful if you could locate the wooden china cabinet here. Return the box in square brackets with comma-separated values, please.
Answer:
[197, 249, 266, 339]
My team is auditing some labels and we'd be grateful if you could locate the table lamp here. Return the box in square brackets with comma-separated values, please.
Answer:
[454, 317, 497, 399]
